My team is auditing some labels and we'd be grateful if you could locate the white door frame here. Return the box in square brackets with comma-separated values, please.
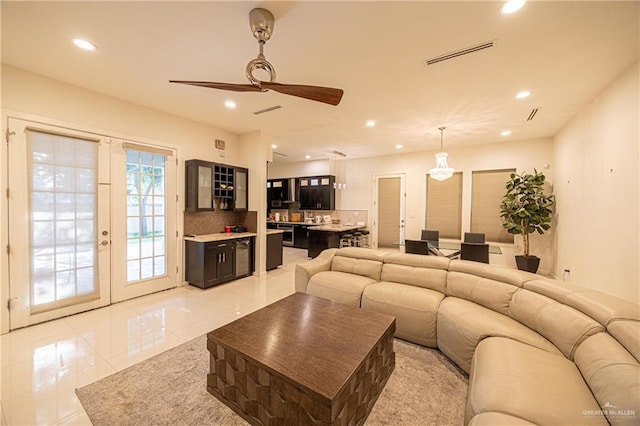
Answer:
[371, 172, 406, 249]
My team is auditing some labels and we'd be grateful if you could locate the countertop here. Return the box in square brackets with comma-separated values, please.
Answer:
[266, 229, 284, 235]
[307, 224, 366, 232]
[184, 232, 257, 243]
[266, 220, 315, 225]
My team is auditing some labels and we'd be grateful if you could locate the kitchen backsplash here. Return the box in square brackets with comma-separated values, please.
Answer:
[184, 210, 257, 235]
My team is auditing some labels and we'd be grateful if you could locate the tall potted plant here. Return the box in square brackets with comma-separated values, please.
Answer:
[499, 170, 555, 273]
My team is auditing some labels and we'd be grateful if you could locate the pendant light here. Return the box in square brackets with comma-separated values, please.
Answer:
[428, 127, 455, 181]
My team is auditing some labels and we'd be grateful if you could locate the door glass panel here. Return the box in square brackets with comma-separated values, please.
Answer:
[126, 149, 167, 282]
[28, 130, 99, 312]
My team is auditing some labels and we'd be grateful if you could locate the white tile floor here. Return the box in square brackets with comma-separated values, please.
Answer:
[0, 247, 311, 426]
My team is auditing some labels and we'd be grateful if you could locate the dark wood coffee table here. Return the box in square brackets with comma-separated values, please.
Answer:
[207, 292, 396, 426]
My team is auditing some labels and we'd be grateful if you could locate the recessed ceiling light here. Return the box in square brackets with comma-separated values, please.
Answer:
[501, 130, 512, 137]
[305, 155, 311, 159]
[502, 0, 526, 14]
[72, 38, 96, 51]
[515, 90, 531, 99]
[395, 144, 403, 149]
[271, 144, 278, 149]
[224, 100, 236, 109]
[365, 120, 376, 128]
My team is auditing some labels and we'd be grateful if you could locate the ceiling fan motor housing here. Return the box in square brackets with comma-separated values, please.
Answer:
[249, 8, 274, 43]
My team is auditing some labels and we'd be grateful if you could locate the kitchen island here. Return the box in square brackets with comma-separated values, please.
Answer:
[307, 224, 367, 258]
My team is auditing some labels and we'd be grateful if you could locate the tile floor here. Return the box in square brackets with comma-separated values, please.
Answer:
[0, 247, 312, 425]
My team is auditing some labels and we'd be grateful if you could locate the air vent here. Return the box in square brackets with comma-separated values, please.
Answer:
[273, 151, 287, 157]
[253, 105, 282, 115]
[425, 40, 495, 66]
[527, 108, 540, 121]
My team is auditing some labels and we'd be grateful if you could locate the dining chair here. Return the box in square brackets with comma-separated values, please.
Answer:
[421, 230, 440, 248]
[460, 242, 489, 263]
[405, 239, 429, 255]
[464, 232, 485, 243]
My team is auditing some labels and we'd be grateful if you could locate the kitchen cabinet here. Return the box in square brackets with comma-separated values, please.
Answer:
[185, 240, 236, 288]
[185, 160, 214, 212]
[266, 232, 283, 270]
[214, 163, 248, 211]
[233, 167, 248, 211]
[293, 224, 310, 249]
[298, 175, 335, 210]
[267, 179, 289, 209]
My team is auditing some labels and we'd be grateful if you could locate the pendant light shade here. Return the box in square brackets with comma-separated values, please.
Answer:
[429, 127, 454, 181]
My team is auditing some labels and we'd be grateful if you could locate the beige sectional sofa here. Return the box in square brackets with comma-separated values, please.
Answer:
[295, 247, 640, 425]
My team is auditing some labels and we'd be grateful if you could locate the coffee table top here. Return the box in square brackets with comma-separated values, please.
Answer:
[208, 292, 395, 401]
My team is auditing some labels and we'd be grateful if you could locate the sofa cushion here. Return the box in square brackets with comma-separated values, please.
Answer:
[524, 279, 640, 327]
[467, 412, 536, 425]
[437, 297, 560, 373]
[381, 253, 449, 294]
[446, 270, 520, 316]
[466, 337, 605, 425]
[574, 332, 640, 426]
[509, 289, 604, 360]
[330, 248, 384, 281]
[307, 271, 377, 307]
[362, 282, 444, 347]
[608, 319, 640, 362]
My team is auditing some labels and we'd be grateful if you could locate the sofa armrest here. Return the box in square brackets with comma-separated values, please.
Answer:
[295, 248, 337, 293]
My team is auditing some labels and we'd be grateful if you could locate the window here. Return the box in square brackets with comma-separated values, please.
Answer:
[126, 150, 167, 282]
[28, 130, 99, 310]
[471, 169, 515, 243]
[426, 172, 462, 239]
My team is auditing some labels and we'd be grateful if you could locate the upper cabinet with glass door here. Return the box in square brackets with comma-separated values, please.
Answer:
[185, 159, 214, 212]
[233, 167, 248, 211]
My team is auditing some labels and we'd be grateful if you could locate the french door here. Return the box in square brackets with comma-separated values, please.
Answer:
[110, 139, 177, 302]
[7, 119, 111, 328]
[6, 119, 178, 330]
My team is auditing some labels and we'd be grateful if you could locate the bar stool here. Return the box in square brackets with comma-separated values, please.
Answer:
[358, 230, 370, 248]
[339, 234, 354, 248]
[352, 232, 362, 247]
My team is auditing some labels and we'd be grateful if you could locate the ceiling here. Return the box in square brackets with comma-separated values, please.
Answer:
[2, 1, 638, 162]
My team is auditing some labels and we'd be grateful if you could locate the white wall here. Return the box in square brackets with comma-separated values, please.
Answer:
[553, 62, 639, 303]
[269, 137, 555, 272]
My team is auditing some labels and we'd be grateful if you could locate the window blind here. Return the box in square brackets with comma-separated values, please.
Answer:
[426, 172, 462, 239]
[471, 169, 515, 243]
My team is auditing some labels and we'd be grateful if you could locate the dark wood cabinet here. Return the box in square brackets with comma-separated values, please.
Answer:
[185, 160, 214, 212]
[214, 163, 248, 211]
[186, 240, 236, 288]
[185, 160, 248, 212]
[266, 232, 283, 270]
[267, 178, 289, 209]
[293, 224, 310, 249]
[233, 167, 249, 211]
[298, 176, 335, 210]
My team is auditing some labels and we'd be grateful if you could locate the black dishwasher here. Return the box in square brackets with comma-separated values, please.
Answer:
[235, 238, 252, 278]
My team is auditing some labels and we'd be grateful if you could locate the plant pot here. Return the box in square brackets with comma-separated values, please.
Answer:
[515, 255, 540, 273]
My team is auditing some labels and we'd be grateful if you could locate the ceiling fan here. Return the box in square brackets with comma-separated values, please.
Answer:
[170, 8, 344, 106]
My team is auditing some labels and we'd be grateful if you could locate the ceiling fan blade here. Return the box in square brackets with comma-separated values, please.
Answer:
[169, 80, 263, 92]
[261, 82, 344, 106]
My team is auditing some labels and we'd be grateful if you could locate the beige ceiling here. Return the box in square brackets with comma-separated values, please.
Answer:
[2, 1, 638, 162]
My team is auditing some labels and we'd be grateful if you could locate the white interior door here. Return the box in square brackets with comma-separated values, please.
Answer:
[372, 173, 406, 248]
[7, 119, 111, 329]
[110, 139, 177, 302]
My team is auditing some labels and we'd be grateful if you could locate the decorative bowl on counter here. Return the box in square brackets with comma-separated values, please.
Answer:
[331, 219, 341, 224]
